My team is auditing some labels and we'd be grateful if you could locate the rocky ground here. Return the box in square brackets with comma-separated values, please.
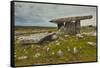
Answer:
[15, 31, 97, 66]
[14, 26, 97, 66]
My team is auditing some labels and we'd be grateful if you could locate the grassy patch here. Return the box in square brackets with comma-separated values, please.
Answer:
[14, 26, 97, 66]
[15, 35, 96, 66]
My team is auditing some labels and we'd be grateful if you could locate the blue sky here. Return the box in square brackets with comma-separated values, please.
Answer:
[15, 2, 96, 27]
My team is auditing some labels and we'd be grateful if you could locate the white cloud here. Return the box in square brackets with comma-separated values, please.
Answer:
[15, 2, 97, 26]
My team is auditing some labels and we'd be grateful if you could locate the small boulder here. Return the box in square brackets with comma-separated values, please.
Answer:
[82, 31, 96, 36]
[76, 34, 84, 39]
[64, 35, 69, 38]
[57, 50, 64, 57]
[46, 47, 50, 52]
[34, 53, 40, 58]
[88, 42, 96, 46]
[18, 56, 28, 60]
[51, 34, 58, 40]
[73, 47, 78, 54]
[89, 32, 96, 36]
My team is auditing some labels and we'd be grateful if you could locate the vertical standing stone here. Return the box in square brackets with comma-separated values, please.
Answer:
[65, 21, 76, 35]
[57, 20, 81, 35]
[72, 21, 76, 35]
[65, 22, 70, 34]
[75, 20, 80, 34]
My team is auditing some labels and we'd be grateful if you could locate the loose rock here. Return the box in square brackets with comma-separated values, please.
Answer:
[57, 50, 64, 57]
[88, 42, 96, 46]
[46, 47, 50, 52]
[51, 34, 58, 40]
[64, 35, 69, 38]
[73, 47, 78, 54]
[82, 31, 96, 36]
[18, 56, 28, 60]
[76, 34, 84, 39]
[34, 53, 40, 58]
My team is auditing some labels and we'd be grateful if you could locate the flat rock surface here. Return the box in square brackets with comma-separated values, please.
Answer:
[17, 32, 56, 43]
[82, 31, 96, 36]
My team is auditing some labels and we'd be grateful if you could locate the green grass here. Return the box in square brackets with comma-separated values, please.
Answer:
[15, 35, 96, 66]
[14, 26, 97, 66]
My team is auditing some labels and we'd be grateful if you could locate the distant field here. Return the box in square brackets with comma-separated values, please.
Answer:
[14, 26, 97, 66]
[15, 26, 96, 32]
[15, 26, 57, 36]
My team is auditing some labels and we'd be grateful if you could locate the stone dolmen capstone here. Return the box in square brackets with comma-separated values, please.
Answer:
[50, 15, 93, 35]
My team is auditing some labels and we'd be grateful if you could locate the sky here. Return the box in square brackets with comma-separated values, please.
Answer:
[15, 2, 97, 27]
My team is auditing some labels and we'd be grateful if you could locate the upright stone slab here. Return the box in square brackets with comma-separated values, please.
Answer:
[64, 21, 76, 35]
[75, 20, 80, 34]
